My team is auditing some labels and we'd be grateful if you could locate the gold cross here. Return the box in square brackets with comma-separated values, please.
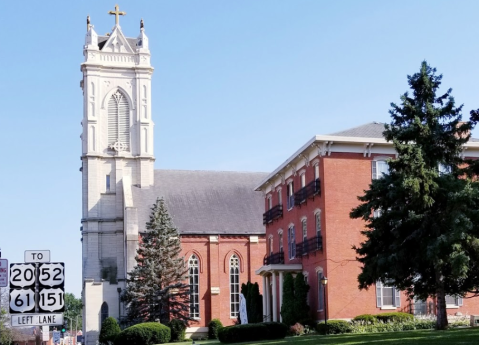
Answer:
[108, 4, 126, 26]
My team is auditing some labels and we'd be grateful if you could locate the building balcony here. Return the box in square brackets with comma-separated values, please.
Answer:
[263, 252, 285, 265]
[294, 178, 321, 206]
[295, 235, 323, 257]
[263, 204, 283, 225]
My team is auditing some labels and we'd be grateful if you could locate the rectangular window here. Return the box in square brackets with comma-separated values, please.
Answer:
[302, 219, 308, 254]
[279, 233, 283, 253]
[301, 174, 306, 188]
[106, 175, 111, 192]
[278, 190, 282, 205]
[267, 196, 272, 210]
[445, 295, 463, 307]
[315, 212, 322, 249]
[376, 281, 400, 308]
[288, 226, 296, 259]
[318, 272, 324, 311]
[230, 255, 240, 317]
[287, 182, 294, 210]
[269, 237, 273, 255]
[372, 160, 389, 179]
[315, 164, 320, 180]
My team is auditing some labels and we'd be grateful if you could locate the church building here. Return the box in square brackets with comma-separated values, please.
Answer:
[80, 8, 266, 344]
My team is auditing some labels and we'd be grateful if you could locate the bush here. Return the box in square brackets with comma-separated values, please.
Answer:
[352, 314, 377, 325]
[298, 318, 316, 329]
[375, 312, 414, 323]
[208, 319, 223, 340]
[115, 322, 171, 345]
[316, 320, 352, 335]
[167, 319, 186, 342]
[218, 322, 287, 343]
[290, 323, 304, 336]
[99, 317, 121, 345]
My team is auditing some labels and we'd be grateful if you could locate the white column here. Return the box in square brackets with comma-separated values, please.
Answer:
[279, 271, 284, 322]
[262, 275, 267, 321]
[272, 271, 277, 322]
[265, 275, 271, 321]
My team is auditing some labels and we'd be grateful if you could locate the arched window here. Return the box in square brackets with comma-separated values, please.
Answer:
[229, 255, 240, 317]
[108, 90, 130, 151]
[100, 302, 109, 325]
[188, 255, 199, 318]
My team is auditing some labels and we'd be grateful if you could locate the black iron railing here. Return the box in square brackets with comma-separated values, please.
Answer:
[263, 204, 283, 224]
[296, 235, 323, 257]
[263, 252, 285, 265]
[294, 178, 321, 206]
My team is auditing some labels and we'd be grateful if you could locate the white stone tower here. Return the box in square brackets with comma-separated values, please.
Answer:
[80, 7, 154, 344]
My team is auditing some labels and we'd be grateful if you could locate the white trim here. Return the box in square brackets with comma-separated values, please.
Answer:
[380, 306, 397, 310]
[277, 228, 283, 235]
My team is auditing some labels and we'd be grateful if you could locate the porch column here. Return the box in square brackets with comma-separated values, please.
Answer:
[272, 271, 278, 322]
[262, 275, 267, 321]
[265, 275, 271, 321]
[279, 271, 284, 322]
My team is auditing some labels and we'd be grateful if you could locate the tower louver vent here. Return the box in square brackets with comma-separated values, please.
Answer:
[108, 90, 130, 151]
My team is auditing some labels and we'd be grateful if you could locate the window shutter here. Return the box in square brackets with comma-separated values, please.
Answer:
[108, 96, 119, 146]
[394, 288, 401, 307]
[292, 226, 296, 257]
[287, 229, 291, 258]
[372, 161, 377, 180]
[118, 96, 130, 150]
[457, 296, 463, 306]
[376, 281, 382, 307]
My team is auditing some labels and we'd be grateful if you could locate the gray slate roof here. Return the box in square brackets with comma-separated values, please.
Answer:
[329, 121, 479, 141]
[329, 122, 386, 138]
[131, 170, 269, 235]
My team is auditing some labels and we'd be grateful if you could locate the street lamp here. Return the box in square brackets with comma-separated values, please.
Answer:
[320, 276, 328, 326]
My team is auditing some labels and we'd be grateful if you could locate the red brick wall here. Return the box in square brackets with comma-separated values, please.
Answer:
[181, 234, 265, 328]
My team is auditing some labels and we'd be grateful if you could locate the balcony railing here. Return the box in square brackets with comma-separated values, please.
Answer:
[296, 235, 323, 257]
[263, 252, 285, 265]
[294, 178, 321, 206]
[263, 204, 283, 224]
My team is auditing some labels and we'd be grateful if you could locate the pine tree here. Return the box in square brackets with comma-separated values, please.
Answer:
[280, 273, 295, 325]
[122, 197, 191, 325]
[293, 273, 310, 322]
[351, 61, 479, 330]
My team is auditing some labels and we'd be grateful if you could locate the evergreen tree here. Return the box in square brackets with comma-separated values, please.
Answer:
[351, 61, 479, 330]
[280, 273, 295, 325]
[240, 282, 263, 323]
[293, 273, 310, 322]
[122, 198, 191, 325]
[99, 317, 121, 345]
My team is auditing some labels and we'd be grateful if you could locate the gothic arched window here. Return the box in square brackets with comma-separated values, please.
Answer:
[229, 255, 240, 317]
[108, 90, 130, 151]
[188, 255, 199, 318]
[100, 302, 109, 325]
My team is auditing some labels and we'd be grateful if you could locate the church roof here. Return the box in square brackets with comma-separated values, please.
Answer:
[131, 169, 268, 235]
[97, 35, 137, 50]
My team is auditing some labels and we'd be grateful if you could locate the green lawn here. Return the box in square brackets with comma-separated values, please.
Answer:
[175, 327, 479, 345]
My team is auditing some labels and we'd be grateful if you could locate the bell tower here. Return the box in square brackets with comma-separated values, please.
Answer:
[80, 8, 154, 344]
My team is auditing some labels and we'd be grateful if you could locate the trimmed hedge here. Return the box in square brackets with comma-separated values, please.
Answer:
[218, 322, 288, 343]
[167, 319, 186, 342]
[208, 319, 223, 340]
[115, 322, 171, 345]
[352, 314, 377, 324]
[316, 320, 352, 335]
[375, 312, 414, 323]
[99, 317, 121, 345]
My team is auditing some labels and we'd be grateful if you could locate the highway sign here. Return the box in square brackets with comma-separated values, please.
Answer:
[38, 263, 64, 287]
[25, 250, 51, 263]
[11, 313, 64, 326]
[38, 288, 65, 312]
[0, 259, 7, 287]
[9, 289, 35, 313]
[10, 263, 36, 288]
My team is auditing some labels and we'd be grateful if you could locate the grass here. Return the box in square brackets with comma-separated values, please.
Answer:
[173, 327, 479, 345]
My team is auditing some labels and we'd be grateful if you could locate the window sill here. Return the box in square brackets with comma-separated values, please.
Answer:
[380, 306, 397, 310]
[446, 305, 460, 309]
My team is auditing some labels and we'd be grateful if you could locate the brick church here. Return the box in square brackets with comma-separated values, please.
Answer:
[80, 9, 266, 344]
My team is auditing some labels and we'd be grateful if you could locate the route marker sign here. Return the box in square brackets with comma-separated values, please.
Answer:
[0, 259, 8, 287]
[25, 250, 51, 263]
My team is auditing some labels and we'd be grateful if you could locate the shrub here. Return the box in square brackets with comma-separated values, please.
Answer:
[298, 318, 316, 329]
[280, 273, 295, 325]
[208, 319, 223, 340]
[115, 322, 171, 345]
[99, 317, 121, 345]
[316, 320, 352, 335]
[375, 312, 414, 323]
[293, 273, 310, 322]
[352, 314, 377, 325]
[218, 322, 287, 343]
[167, 319, 186, 342]
[290, 323, 304, 336]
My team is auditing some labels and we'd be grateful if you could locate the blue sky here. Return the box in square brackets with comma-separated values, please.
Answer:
[2, 0, 479, 297]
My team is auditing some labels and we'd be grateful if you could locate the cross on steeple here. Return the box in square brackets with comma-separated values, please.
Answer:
[108, 4, 126, 26]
